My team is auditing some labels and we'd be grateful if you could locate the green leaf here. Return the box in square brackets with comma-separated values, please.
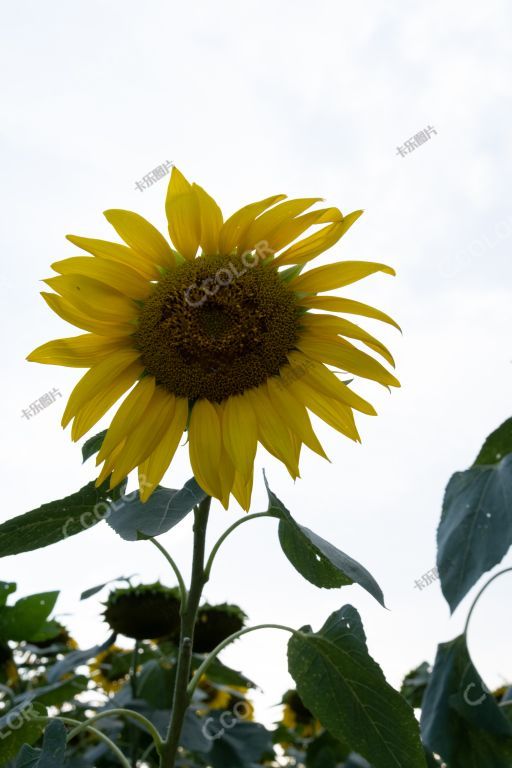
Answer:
[47, 639, 113, 684]
[265, 478, 385, 607]
[16, 719, 67, 768]
[28, 621, 65, 644]
[305, 731, 351, 767]
[80, 576, 132, 601]
[437, 454, 512, 612]
[207, 716, 274, 767]
[0, 702, 47, 766]
[473, 418, 512, 466]
[107, 478, 207, 541]
[136, 660, 175, 710]
[400, 662, 431, 709]
[81, 430, 107, 463]
[287, 605, 426, 768]
[18, 676, 88, 707]
[421, 634, 512, 767]
[0, 482, 119, 558]
[0, 593, 59, 642]
[0, 583, 16, 607]
[192, 656, 255, 690]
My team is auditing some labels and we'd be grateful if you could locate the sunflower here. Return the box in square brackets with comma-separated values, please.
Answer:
[103, 583, 181, 640]
[280, 689, 322, 739]
[89, 645, 131, 694]
[197, 677, 254, 719]
[193, 602, 247, 654]
[28, 167, 399, 509]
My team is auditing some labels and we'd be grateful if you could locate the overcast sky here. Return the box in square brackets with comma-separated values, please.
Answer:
[1, 0, 511, 725]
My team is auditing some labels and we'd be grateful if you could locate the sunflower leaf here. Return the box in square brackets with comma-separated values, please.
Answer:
[437, 453, 512, 612]
[106, 478, 207, 541]
[264, 475, 385, 607]
[0, 592, 59, 643]
[0, 481, 118, 559]
[421, 634, 512, 766]
[288, 605, 426, 768]
[15, 719, 67, 768]
[81, 430, 107, 463]
[473, 417, 512, 466]
[0, 702, 47, 765]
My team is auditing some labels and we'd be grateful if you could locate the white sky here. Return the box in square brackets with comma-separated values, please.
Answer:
[1, 0, 511, 726]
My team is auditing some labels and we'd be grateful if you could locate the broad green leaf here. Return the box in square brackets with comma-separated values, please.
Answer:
[47, 638, 113, 684]
[81, 430, 107, 463]
[107, 478, 207, 541]
[0, 702, 47, 765]
[306, 731, 351, 767]
[207, 716, 274, 767]
[400, 662, 431, 709]
[474, 418, 512, 466]
[192, 655, 256, 690]
[288, 605, 426, 768]
[17, 676, 88, 708]
[136, 660, 175, 710]
[28, 621, 65, 644]
[180, 709, 212, 753]
[437, 454, 512, 612]
[0, 482, 118, 558]
[0, 583, 16, 607]
[421, 634, 512, 767]
[16, 719, 67, 768]
[265, 477, 385, 606]
[0, 593, 59, 642]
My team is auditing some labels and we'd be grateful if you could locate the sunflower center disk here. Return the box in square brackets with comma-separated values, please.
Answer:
[135, 254, 300, 402]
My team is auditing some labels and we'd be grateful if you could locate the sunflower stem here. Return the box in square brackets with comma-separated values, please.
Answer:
[463, 567, 512, 637]
[149, 537, 188, 605]
[187, 623, 296, 698]
[159, 495, 211, 768]
[204, 511, 279, 579]
[66, 708, 162, 748]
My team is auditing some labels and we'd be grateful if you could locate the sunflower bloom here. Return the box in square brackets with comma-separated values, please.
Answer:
[28, 167, 400, 509]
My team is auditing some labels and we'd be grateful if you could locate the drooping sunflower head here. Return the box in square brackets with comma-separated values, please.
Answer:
[89, 645, 132, 694]
[28, 167, 400, 509]
[103, 583, 181, 640]
[193, 602, 247, 654]
[280, 689, 322, 738]
[196, 677, 254, 719]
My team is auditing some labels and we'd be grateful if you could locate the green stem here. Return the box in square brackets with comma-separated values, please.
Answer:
[149, 537, 188, 604]
[464, 567, 512, 636]
[159, 496, 211, 768]
[204, 511, 277, 578]
[67, 708, 162, 748]
[33, 716, 131, 768]
[187, 623, 295, 697]
[130, 641, 140, 768]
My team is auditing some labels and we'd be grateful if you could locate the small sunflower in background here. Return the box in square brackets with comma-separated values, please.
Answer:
[280, 689, 322, 739]
[90, 645, 132, 694]
[193, 603, 247, 653]
[103, 583, 181, 640]
[28, 167, 399, 509]
[196, 677, 254, 720]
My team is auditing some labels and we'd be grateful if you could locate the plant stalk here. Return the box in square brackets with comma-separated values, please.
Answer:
[159, 496, 211, 767]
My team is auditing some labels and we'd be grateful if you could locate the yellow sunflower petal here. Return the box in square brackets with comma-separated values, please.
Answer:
[51, 257, 152, 301]
[289, 379, 360, 442]
[189, 399, 223, 499]
[218, 195, 286, 255]
[290, 260, 395, 294]
[193, 183, 223, 255]
[96, 439, 126, 486]
[298, 295, 401, 331]
[218, 446, 236, 510]
[62, 349, 143, 427]
[103, 209, 175, 269]
[109, 388, 177, 488]
[222, 394, 258, 478]
[70, 362, 144, 441]
[301, 313, 395, 367]
[245, 387, 300, 479]
[165, 167, 201, 260]
[268, 207, 342, 254]
[43, 275, 138, 323]
[231, 467, 254, 512]
[238, 198, 322, 255]
[41, 292, 136, 336]
[66, 235, 158, 279]
[296, 337, 400, 388]
[266, 378, 328, 460]
[97, 376, 156, 463]
[287, 352, 376, 415]
[27, 334, 130, 367]
[274, 210, 363, 267]
[138, 396, 189, 502]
